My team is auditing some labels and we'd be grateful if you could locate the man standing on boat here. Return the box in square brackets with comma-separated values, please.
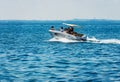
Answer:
[60, 27, 64, 32]
[50, 26, 55, 30]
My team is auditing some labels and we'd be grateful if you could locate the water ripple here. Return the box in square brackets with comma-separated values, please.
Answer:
[0, 21, 120, 81]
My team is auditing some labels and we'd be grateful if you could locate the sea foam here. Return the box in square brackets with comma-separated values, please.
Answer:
[49, 37, 120, 44]
[87, 37, 120, 44]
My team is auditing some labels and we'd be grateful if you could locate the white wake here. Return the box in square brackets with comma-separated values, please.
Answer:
[87, 37, 120, 44]
[49, 37, 80, 43]
[49, 37, 120, 44]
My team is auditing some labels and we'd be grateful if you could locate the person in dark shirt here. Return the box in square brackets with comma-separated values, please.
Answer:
[50, 26, 55, 30]
[60, 27, 64, 32]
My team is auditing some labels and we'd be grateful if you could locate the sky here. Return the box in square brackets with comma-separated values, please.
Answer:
[0, 0, 120, 20]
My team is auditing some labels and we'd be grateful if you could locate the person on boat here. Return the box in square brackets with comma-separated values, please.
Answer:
[64, 27, 72, 34]
[67, 27, 71, 34]
[50, 26, 55, 30]
[66, 26, 74, 34]
[70, 26, 74, 32]
[64, 28, 68, 33]
[60, 27, 64, 32]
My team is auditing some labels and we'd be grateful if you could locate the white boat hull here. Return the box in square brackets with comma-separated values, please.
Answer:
[49, 30, 87, 41]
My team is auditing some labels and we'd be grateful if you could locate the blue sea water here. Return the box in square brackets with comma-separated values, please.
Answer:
[0, 20, 120, 82]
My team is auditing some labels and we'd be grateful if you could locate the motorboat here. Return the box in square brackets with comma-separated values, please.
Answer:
[49, 23, 87, 41]
[49, 30, 87, 41]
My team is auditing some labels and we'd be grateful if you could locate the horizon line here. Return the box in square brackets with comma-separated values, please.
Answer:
[0, 18, 120, 21]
